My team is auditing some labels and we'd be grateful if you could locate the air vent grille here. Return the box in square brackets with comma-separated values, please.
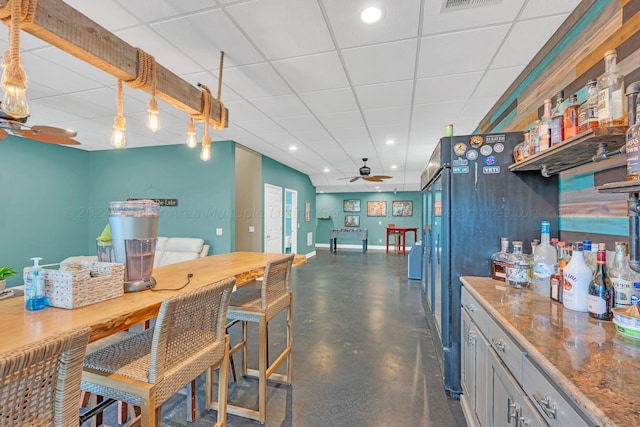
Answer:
[442, 0, 503, 12]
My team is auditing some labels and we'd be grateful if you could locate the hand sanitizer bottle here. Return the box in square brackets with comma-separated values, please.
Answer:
[24, 257, 46, 311]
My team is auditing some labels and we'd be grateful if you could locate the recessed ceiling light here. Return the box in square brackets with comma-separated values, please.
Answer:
[360, 6, 382, 23]
[323, 168, 330, 173]
[386, 139, 395, 145]
[289, 145, 298, 151]
[391, 164, 397, 169]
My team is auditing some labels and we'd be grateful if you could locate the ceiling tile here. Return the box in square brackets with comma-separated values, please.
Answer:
[222, 63, 292, 99]
[299, 88, 358, 115]
[272, 52, 349, 93]
[414, 72, 483, 105]
[226, 0, 334, 60]
[33, 47, 115, 86]
[321, 0, 421, 48]
[422, 0, 525, 35]
[354, 81, 414, 110]
[114, 0, 216, 22]
[368, 124, 409, 146]
[150, 9, 264, 69]
[520, 0, 580, 20]
[418, 25, 510, 78]
[234, 119, 286, 135]
[410, 101, 466, 139]
[224, 100, 268, 122]
[316, 111, 365, 130]
[473, 66, 524, 99]
[179, 72, 243, 101]
[342, 39, 417, 86]
[21, 53, 105, 93]
[249, 95, 310, 118]
[275, 116, 326, 135]
[65, 0, 141, 31]
[492, 15, 568, 68]
[362, 106, 411, 128]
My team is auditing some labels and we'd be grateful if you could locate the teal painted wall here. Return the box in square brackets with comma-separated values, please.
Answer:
[87, 141, 236, 255]
[316, 191, 422, 246]
[0, 137, 90, 287]
[262, 157, 316, 253]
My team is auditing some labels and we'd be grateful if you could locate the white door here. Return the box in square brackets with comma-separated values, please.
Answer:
[285, 188, 298, 254]
[264, 184, 283, 253]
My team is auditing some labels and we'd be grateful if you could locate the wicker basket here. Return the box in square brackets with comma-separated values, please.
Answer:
[39, 261, 124, 309]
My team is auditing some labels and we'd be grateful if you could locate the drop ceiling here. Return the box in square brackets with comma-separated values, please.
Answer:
[4, 0, 580, 192]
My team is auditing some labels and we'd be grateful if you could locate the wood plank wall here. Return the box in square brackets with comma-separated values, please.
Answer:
[478, 0, 640, 246]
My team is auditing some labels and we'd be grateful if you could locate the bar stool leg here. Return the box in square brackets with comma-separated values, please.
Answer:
[287, 294, 294, 383]
[258, 315, 267, 423]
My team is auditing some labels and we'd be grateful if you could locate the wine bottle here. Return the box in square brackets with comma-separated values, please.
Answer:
[588, 243, 614, 320]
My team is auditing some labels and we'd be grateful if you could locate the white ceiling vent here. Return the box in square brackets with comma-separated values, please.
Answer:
[442, 0, 503, 12]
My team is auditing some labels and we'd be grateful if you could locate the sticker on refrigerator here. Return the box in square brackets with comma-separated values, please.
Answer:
[484, 155, 497, 166]
[452, 166, 469, 174]
[493, 143, 505, 153]
[469, 135, 483, 148]
[452, 158, 468, 166]
[453, 143, 467, 156]
[486, 134, 506, 144]
[466, 150, 478, 160]
[483, 166, 501, 174]
[480, 145, 493, 156]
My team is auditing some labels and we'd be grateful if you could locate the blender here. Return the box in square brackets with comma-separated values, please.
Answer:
[108, 200, 160, 292]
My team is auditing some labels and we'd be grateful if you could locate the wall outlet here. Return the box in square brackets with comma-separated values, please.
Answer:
[378, 220, 381, 225]
[216, 228, 223, 236]
[249, 226, 255, 233]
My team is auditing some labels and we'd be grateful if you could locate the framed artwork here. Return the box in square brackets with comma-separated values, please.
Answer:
[367, 201, 387, 217]
[305, 202, 311, 222]
[345, 215, 360, 227]
[343, 199, 361, 212]
[392, 201, 413, 217]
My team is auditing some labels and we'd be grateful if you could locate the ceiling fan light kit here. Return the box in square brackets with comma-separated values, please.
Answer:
[339, 158, 393, 183]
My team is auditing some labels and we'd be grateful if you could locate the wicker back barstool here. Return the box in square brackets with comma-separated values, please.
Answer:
[214, 254, 295, 423]
[81, 276, 235, 426]
[388, 224, 402, 253]
[0, 326, 90, 427]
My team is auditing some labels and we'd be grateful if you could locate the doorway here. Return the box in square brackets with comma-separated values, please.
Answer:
[264, 183, 283, 253]
[284, 188, 298, 254]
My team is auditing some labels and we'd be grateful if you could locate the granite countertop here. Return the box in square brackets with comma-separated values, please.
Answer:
[461, 276, 640, 427]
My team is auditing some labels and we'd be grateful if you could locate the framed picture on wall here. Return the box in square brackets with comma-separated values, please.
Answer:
[305, 202, 310, 222]
[343, 199, 361, 212]
[367, 201, 387, 217]
[392, 201, 413, 217]
[345, 215, 360, 227]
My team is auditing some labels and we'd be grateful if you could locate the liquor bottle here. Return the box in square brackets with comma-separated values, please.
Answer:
[586, 79, 599, 130]
[550, 241, 568, 302]
[532, 221, 557, 297]
[538, 99, 553, 151]
[588, 243, 614, 320]
[564, 94, 580, 139]
[609, 242, 633, 308]
[528, 239, 539, 287]
[597, 50, 626, 127]
[582, 240, 595, 272]
[626, 93, 640, 181]
[563, 242, 592, 312]
[491, 237, 510, 281]
[505, 241, 529, 289]
[550, 91, 565, 145]
[529, 120, 540, 156]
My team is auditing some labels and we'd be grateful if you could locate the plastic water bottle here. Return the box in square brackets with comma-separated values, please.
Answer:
[24, 257, 47, 311]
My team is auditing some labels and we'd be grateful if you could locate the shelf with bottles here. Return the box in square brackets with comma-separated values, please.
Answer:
[596, 179, 640, 194]
[508, 125, 628, 176]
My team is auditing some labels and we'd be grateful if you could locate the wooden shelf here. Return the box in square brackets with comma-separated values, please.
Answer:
[508, 126, 628, 176]
[317, 216, 332, 220]
[596, 180, 640, 194]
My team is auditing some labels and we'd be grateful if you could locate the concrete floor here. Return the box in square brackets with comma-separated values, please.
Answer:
[84, 249, 466, 426]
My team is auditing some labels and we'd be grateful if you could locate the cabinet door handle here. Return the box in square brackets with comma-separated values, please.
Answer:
[518, 415, 532, 427]
[467, 331, 476, 344]
[507, 397, 519, 424]
[491, 337, 506, 352]
[533, 393, 557, 419]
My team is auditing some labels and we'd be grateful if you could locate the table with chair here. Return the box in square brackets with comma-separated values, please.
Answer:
[0, 252, 301, 427]
[386, 226, 418, 255]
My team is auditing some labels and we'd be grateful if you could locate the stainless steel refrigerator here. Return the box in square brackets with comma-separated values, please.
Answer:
[420, 132, 558, 397]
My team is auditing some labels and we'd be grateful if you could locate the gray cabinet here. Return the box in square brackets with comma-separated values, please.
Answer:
[461, 308, 489, 427]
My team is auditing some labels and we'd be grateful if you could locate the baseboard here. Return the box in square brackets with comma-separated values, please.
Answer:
[304, 250, 316, 259]
[315, 243, 413, 251]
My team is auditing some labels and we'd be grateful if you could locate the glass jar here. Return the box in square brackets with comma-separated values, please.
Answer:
[506, 241, 530, 289]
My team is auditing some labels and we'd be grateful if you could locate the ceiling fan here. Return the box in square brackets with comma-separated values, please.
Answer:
[338, 158, 392, 183]
[0, 110, 80, 145]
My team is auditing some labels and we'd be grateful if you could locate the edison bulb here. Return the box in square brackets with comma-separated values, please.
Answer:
[110, 125, 126, 148]
[200, 144, 211, 161]
[146, 109, 161, 132]
[1, 84, 29, 118]
[186, 131, 197, 148]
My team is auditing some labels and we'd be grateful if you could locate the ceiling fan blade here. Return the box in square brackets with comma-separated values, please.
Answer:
[13, 129, 81, 145]
[370, 175, 392, 179]
[31, 125, 77, 138]
[350, 176, 362, 182]
[0, 128, 8, 140]
[364, 177, 383, 182]
[337, 176, 358, 181]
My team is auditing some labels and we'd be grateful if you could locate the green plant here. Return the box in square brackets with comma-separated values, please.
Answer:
[0, 266, 17, 280]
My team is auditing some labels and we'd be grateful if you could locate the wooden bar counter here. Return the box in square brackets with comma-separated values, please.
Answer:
[0, 252, 306, 353]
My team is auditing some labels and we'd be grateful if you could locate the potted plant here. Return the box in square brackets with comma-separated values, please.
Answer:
[0, 266, 17, 290]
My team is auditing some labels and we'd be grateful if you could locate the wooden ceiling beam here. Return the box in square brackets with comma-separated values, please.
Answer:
[0, 0, 228, 128]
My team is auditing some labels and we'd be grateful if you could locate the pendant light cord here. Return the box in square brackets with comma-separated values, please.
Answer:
[126, 48, 157, 113]
[0, 0, 37, 91]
